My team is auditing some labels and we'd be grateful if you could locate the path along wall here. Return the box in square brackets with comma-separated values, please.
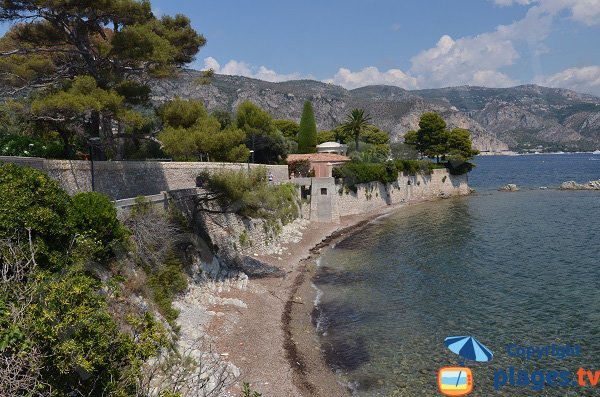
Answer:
[334, 169, 469, 218]
[0, 156, 288, 200]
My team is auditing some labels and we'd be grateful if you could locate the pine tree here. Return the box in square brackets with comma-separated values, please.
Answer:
[297, 101, 317, 154]
[0, 1, 205, 158]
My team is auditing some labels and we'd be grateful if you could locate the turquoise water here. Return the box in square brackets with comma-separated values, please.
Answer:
[314, 153, 600, 396]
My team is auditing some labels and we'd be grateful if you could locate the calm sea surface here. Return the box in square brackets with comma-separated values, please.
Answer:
[313, 153, 600, 396]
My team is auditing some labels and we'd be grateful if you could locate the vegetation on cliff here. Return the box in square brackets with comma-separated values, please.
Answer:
[0, 163, 233, 396]
[197, 167, 299, 224]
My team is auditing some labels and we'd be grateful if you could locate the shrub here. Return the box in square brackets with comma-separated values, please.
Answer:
[70, 192, 127, 257]
[0, 163, 73, 268]
[199, 167, 300, 224]
[148, 254, 188, 325]
[394, 160, 443, 175]
[447, 160, 476, 175]
[0, 133, 64, 158]
[334, 159, 445, 191]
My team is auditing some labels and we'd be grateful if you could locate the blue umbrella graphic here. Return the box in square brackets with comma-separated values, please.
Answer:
[444, 336, 493, 388]
[445, 336, 493, 362]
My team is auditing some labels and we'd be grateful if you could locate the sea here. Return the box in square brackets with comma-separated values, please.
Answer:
[312, 153, 600, 396]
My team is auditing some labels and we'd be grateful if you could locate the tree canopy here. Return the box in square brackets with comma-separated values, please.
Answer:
[158, 98, 249, 162]
[236, 101, 287, 164]
[0, 0, 205, 158]
[404, 112, 479, 165]
[341, 108, 373, 152]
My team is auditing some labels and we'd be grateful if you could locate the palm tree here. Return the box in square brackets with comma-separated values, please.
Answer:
[341, 108, 373, 152]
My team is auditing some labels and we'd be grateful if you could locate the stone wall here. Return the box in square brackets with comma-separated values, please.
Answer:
[0, 156, 288, 200]
[168, 188, 307, 279]
[335, 169, 469, 217]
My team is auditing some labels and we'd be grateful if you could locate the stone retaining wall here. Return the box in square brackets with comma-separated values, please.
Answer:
[0, 156, 288, 200]
[335, 169, 469, 217]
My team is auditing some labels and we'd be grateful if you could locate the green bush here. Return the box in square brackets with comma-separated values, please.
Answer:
[200, 167, 300, 223]
[0, 163, 73, 268]
[28, 271, 169, 396]
[333, 159, 445, 191]
[394, 160, 444, 175]
[70, 192, 127, 257]
[0, 133, 64, 158]
[148, 254, 188, 325]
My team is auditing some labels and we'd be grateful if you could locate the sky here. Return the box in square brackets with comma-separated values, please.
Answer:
[3, 0, 600, 95]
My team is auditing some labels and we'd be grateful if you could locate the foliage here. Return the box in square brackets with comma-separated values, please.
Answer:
[360, 126, 390, 145]
[341, 108, 373, 151]
[158, 97, 207, 129]
[394, 160, 443, 175]
[0, 0, 205, 158]
[390, 142, 419, 160]
[288, 159, 312, 177]
[199, 168, 299, 223]
[273, 119, 300, 141]
[447, 128, 480, 161]
[333, 159, 444, 191]
[0, 133, 63, 158]
[212, 109, 234, 129]
[297, 101, 317, 153]
[236, 101, 287, 164]
[158, 98, 249, 162]
[0, 163, 73, 269]
[30, 272, 133, 395]
[404, 113, 479, 172]
[148, 254, 188, 325]
[348, 142, 390, 163]
[70, 192, 127, 258]
[241, 382, 263, 397]
[317, 130, 336, 144]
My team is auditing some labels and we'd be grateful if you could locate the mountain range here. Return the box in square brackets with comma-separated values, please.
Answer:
[151, 70, 600, 152]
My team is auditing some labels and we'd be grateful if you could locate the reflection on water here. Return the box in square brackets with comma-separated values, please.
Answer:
[315, 188, 600, 396]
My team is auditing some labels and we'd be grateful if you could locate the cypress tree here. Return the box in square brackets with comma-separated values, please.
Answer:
[297, 101, 318, 153]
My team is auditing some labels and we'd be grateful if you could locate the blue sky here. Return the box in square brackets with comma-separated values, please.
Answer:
[3, 0, 600, 94]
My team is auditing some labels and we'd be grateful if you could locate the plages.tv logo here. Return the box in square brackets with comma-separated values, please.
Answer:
[438, 336, 494, 396]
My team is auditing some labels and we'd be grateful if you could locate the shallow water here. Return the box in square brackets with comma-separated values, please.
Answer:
[314, 153, 600, 396]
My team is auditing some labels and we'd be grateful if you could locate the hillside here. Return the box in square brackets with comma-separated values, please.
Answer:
[414, 85, 600, 151]
[151, 71, 600, 152]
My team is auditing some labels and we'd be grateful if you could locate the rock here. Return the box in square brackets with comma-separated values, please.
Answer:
[234, 255, 285, 279]
[499, 183, 520, 192]
[560, 180, 600, 190]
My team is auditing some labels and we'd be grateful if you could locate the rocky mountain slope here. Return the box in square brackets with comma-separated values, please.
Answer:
[415, 85, 600, 151]
[151, 71, 600, 152]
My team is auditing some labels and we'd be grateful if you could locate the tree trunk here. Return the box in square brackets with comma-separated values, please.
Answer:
[57, 129, 73, 159]
[355, 130, 360, 152]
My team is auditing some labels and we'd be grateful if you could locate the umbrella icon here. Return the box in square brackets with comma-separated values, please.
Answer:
[444, 336, 493, 363]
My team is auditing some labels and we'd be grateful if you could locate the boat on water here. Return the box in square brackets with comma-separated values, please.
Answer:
[593, 150, 600, 155]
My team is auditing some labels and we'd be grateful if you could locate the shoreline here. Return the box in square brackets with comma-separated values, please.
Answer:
[190, 195, 468, 396]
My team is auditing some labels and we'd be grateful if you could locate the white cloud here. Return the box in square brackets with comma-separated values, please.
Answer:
[410, 34, 520, 88]
[493, 0, 600, 25]
[493, 0, 533, 6]
[536, 66, 600, 95]
[202, 57, 308, 82]
[324, 66, 418, 90]
[410, 0, 600, 89]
